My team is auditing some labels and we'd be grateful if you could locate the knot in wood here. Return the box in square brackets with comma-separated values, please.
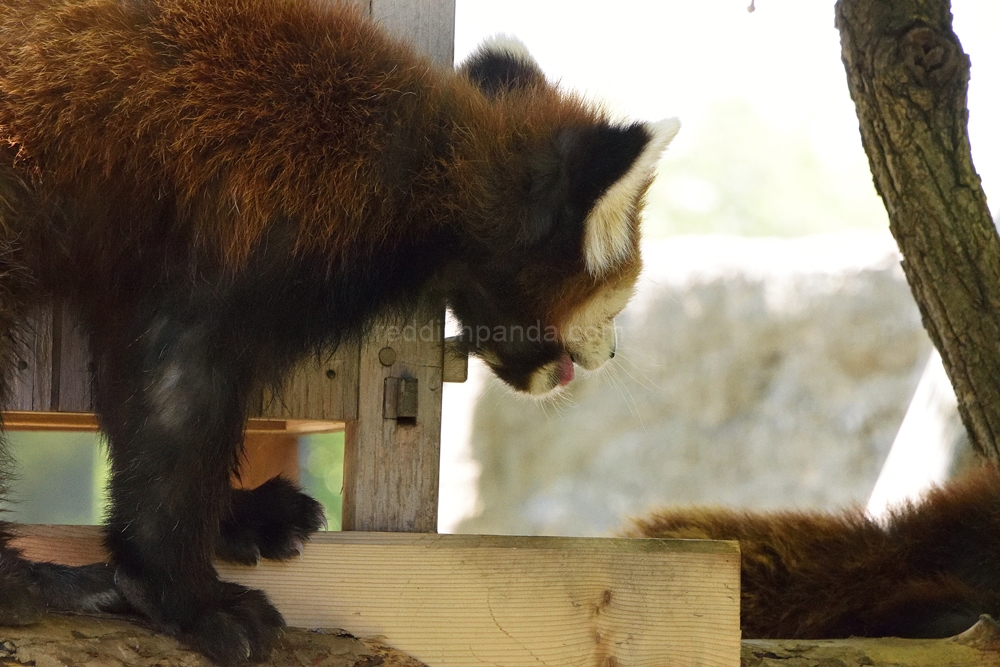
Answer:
[955, 614, 1000, 650]
[901, 25, 958, 88]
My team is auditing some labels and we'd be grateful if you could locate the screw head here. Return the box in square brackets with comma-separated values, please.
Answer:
[378, 347, 397, 366]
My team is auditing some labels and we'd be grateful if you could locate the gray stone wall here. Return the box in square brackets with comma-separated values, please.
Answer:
[454, 232, 932, 537]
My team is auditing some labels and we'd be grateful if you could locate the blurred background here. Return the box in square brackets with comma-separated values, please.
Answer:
[5, 0, 995, 534]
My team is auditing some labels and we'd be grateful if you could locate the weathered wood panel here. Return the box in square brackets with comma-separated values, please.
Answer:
[372, 0, 455, 68]
[52, 300, 94, 412]
[342, 303, 444, 532]
[8, 306, 54, 412]
[255, 343, 361, 422]
[7, 304, 359, 423]
[337, 0, 454, 534]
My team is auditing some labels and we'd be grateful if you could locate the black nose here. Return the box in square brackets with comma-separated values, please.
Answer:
[609, 346, 616, 359]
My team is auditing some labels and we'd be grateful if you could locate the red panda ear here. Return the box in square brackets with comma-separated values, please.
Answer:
[577, 117, 679, 274]
[459, 36, 545, 98]
[525, 118, 679, 269]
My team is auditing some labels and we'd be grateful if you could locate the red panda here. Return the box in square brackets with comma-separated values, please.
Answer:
[629, 462, 1000, 640]
[0, 0, 677, 664]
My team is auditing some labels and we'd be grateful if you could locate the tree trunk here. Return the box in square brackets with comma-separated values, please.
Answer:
[835, 0, 1000, 461]
[741, 615, 1000, 667]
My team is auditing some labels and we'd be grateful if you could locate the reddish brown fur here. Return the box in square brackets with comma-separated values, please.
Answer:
[0, 1, 667, 661]
[0, 0, 638, 365]
[1, 0, 591, 260]
[629, 464, 1000, 639]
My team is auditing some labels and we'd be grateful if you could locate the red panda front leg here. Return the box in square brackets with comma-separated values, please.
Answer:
[218, 477, 326, 565]
[89, 304, 283, 666]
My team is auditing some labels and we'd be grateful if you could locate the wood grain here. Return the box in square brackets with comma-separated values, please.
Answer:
[12, 526, 742, 667]
[372, 0, 455, 68]
[2, 411, 342, 434]
[234, 432, 301, 489]
[8, 305, 54, 412]
[342, 303, 444, 532]
[256, 343, 361, 422]
[52, 299, 94, 412]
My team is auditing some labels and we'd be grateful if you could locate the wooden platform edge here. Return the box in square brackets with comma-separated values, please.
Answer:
[2, 411, 344, 434]
[13, 526, 741, 667]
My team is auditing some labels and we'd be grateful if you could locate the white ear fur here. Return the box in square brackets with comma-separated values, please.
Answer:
[474, 34, 537, 67]
[583, 117, 680, 275]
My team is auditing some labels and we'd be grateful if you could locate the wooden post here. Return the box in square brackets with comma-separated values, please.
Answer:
[339, 0, 454, 533]
[342, 302, 445, 532]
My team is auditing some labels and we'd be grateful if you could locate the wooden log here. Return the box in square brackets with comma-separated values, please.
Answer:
[742, 615, 1000, 667]
[0, 614, 430, 667]
[12, 526, 742, 667]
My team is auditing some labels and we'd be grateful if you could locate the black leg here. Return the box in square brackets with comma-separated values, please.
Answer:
[0, 543, 44, 626]
[90, 307, 284, 666]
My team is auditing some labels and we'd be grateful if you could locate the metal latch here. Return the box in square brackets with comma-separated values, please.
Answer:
[384, 376, 418, 420]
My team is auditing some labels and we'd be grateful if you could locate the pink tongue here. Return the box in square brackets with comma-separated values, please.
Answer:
[557, 354, 575, 386]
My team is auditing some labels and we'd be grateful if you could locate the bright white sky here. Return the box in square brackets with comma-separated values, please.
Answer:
[455, 0, 1000, 224]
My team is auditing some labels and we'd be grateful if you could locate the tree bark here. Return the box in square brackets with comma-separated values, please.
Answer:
[741, 615, 1000, 667]
[0, 614, 429, 667]
[835, 0, 1000, 461]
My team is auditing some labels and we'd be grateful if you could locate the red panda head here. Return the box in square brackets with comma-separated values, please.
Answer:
[447, 39, 679, 395]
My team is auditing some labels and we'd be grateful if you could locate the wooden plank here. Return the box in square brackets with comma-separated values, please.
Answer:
[1, 411, 343, 435]
[8, 301, 360, 422]
[256, 342, 361, 422]
[372, 0, 455, 68]
[53, 300, 94, 412]
[12, 526, 742, 667]
[12, 524, 107, 566]
[442, 337, 467, 383]
[342, 303, 444, 532]
[8, 305, 54, 411]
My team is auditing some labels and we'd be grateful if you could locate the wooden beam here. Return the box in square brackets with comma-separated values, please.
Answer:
[12, 526, 742, 667]
[1, 411, 343, 435]
[442, 336, 468, 383]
